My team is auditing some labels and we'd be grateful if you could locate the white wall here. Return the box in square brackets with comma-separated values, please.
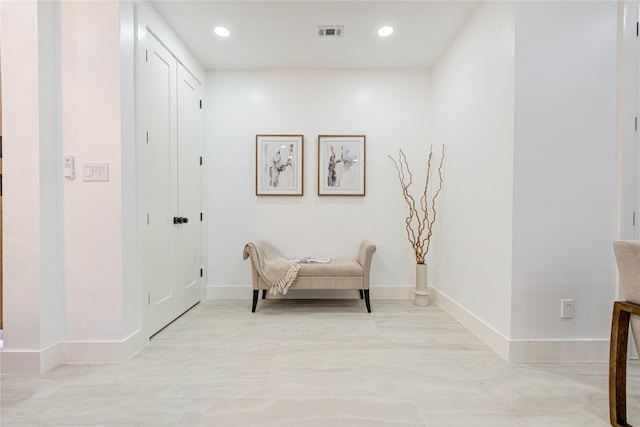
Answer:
[431, 2, 515, 349]
[511, 1, 618, 348]
[37, 0, 66, 360]
[431, 1, 619, 361]
[1, 0, 66, 373]
[1, 0, 151, 373]
[60, 0, 126, 341]
[206, 69, 432, 297]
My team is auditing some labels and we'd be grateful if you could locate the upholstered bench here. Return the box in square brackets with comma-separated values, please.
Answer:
[243, 241, 376, 313]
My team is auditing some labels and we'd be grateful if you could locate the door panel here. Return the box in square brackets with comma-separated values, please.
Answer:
[176, 64, 202, 307]
[143, 34, 175, 309]
[139, 30, 202, 337]
[140, 31, 177, 335]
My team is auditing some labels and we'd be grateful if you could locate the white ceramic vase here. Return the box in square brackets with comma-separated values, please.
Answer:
[414, 263, 431, 306]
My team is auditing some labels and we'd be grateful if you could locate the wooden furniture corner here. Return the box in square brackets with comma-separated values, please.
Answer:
[610, 300, 640, 426]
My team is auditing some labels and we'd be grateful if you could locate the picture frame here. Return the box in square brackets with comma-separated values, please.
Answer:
[318, 135, 366, 196]
[256, 134, 304, 196]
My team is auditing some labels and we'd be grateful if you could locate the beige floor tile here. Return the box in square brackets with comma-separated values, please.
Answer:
[1, 300, 636, 426]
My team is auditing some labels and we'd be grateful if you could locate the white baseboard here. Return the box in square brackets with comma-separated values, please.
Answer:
[434, 288, 511, 360]
[1, 330, 147, 374]
[433, 289, 609, 362]
[62, 329, 147, 364]
[508, 339, 609, 362]
[206, 286, 414, 300]
[1, 342, 63, 374]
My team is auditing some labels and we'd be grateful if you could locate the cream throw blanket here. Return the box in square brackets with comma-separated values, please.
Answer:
[244, 241, 300, 295]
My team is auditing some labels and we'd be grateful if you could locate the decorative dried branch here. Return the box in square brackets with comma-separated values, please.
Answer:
[388, 145, 445, 264]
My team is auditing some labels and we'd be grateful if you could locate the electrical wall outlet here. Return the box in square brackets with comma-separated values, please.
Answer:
[561, 299, 574, 319]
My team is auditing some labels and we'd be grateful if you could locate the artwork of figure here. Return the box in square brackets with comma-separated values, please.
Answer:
[267, 143, 294, 188]
[256, 135, 303, 196]
[326, 144, 358, 188]
[318, 135, 365, 196]
[327, 145, 338, 187]
[341, 147, 356, 171]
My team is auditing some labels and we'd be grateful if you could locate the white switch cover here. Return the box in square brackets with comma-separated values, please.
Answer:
[82, 163, 109, 182]
[64, 155, 75, 179]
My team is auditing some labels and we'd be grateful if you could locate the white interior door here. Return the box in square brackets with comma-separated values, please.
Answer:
[176, 63, 202, 308]
[139, 30, 201, 336]
[140, 31, 177, 336]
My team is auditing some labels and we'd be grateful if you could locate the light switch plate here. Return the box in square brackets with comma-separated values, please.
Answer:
[64, 155, 75, 179]
[82, 163, 109, 182]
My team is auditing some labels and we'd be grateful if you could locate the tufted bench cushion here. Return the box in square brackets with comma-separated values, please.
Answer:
[296, 259, 362, 277]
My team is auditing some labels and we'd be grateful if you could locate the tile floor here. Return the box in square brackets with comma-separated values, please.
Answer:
[1, 299, 639, 426]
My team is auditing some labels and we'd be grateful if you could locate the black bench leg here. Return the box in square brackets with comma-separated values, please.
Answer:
[359, 289, 364, 299]
[252, 290, 259, 312]
[364, 289, 371, 313]
[262, 289, 267, 300]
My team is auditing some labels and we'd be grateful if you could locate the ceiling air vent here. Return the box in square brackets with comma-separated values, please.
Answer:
[318, 26, 344, 38]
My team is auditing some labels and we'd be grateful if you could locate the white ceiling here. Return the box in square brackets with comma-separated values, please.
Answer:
[149, 1, 480, 70]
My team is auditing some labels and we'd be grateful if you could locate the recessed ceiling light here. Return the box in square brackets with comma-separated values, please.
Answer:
[214, 26, 230, 38]
[378, 26, 394, 37]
